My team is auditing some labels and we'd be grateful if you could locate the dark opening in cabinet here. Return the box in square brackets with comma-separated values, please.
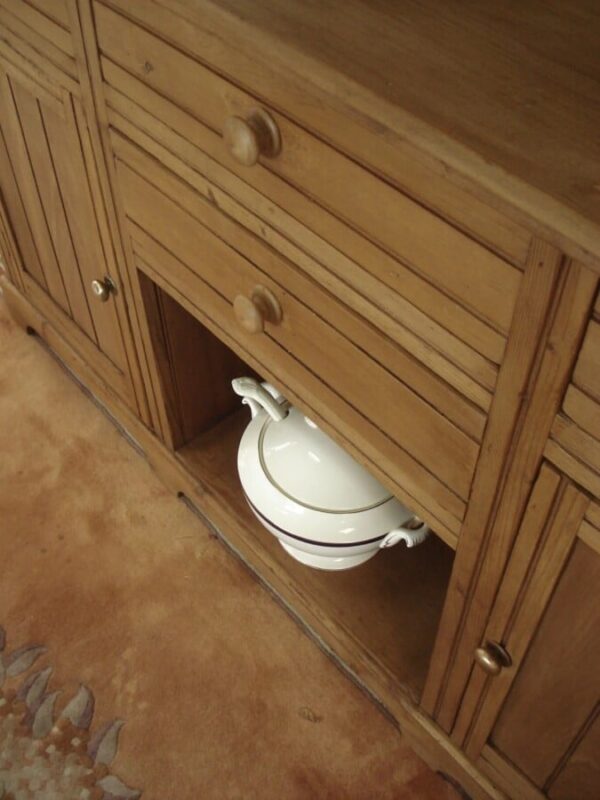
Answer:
[138, 272, 454, 704]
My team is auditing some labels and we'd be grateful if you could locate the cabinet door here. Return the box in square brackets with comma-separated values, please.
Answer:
[456, 465, 599, 799]
[0, 53, 136, 406]
[485, 534, 600, 799]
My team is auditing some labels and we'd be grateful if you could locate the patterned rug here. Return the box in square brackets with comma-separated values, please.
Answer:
[0, 627, 139, 800]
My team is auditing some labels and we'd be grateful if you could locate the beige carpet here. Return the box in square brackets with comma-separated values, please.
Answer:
[0, 298, 462, 799]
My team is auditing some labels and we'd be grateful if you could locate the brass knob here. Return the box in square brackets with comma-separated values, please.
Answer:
[233, 285, 282, 334]
[91, 276, 115, 303]
[223, 109, 281, 167]
[474, 641, 512, 676]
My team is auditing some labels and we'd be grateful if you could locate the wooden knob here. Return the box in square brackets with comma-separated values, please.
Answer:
[233, 285, 282, 334]
[223, 109, 281, 167]
[474, 642, 512, 676]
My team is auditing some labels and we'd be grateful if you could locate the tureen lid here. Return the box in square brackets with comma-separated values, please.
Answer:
[258, 408, 391, 512]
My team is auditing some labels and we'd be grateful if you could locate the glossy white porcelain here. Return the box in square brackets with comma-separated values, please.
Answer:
[232, 377, 429, 570]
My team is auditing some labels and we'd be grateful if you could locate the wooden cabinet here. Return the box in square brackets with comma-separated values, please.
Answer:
[0, 1, 143, 412]
[1, 3, 600, 799]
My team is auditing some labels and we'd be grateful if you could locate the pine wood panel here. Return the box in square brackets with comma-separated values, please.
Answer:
[585, 501, 600, 530]
[27, 0, 70, 31]
[0, 19, 79, 98]
[572, 319, 600, 401]
[140, 276, 252, 448]
[0, 68, 70, 312]
[578, 520, 600, 557]
[0, 0, 73, 56]
[0, 125, 47, 292]
[0, 185, 24, 291]
[10, 78, 96, 341]
[552, 416, 600, 475]
[135, 268, 179, 447]
[544, 439, 600, 500]
[0, 46, 65, 117]
[94, 2, 522, 337]
[563, 385, 600, 443]
[491, 539, 600, 792]
[547, 309, 600, 496]
[0, 3, 77, 78]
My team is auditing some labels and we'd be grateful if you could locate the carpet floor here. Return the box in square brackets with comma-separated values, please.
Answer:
[0, 298, 461, 799]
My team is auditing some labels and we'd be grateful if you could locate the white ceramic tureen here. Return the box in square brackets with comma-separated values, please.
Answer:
[232, 377, 429, 571]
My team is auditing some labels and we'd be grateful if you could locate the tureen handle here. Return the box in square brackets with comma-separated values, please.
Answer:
[379, 521, 429, 549]
[232, 377, 288, 422]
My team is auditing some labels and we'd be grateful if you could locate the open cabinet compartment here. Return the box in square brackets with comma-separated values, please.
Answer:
[139, 272, 454, 704]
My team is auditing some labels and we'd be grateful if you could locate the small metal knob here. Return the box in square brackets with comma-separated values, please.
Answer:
[474, 641, 512, 676]
[223, 109, 281, 167]
[233, 285, 282, 334]
[91, 277, 115, 303]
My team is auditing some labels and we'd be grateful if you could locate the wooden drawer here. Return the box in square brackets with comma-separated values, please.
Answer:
[546, 292, 600, 497]
[110, 133, 488, 543]
[95, 1, 523, 415]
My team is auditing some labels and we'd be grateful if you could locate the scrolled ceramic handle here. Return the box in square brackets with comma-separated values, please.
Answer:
[379, 521, 429, 549]
[232, 377, 288, 422]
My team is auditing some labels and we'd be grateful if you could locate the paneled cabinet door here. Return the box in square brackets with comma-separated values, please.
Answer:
[455, 464, 599, 800]
[0, 55, 136, 407]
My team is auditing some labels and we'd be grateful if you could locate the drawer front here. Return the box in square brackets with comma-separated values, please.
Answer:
[546, 292, 600, 497]
[111, 133, 485, 542]
[95, 1, 523, 413]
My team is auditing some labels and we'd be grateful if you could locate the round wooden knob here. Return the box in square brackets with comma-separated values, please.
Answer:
[223, 109, 281, 167]
[233, 285, 282, 334]
[474, 642, 512, 676]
